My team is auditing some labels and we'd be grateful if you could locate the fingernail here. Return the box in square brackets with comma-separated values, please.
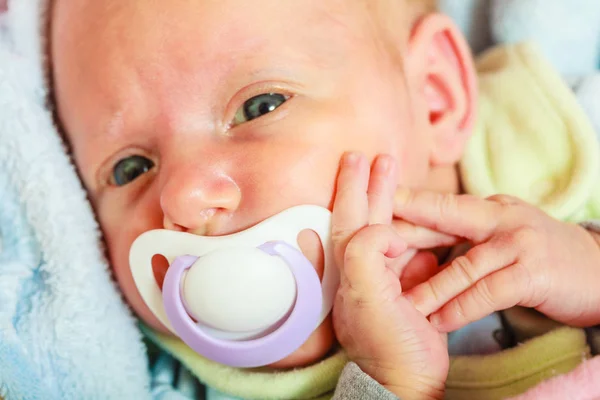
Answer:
[430, 313, 441, 327]
[344, 152, 360, 166]
[374, 155, 394, 175]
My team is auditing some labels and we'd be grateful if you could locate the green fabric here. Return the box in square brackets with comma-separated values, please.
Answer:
[460, 43, 600, 222]
[446, 326, 589, 400]
[143, 325, 348, 400]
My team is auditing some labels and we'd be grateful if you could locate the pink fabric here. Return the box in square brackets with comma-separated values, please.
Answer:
[509, 356, 600, 400]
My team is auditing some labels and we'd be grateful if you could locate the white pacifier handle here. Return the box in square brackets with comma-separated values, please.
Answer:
[130, 205, 339, 366]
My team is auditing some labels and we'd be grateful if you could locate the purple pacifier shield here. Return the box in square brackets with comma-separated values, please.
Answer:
[162, 241, 323, 368]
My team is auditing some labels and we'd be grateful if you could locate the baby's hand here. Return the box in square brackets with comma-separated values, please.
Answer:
[393, 189, 600, 332]
[331, 153, 447, 400]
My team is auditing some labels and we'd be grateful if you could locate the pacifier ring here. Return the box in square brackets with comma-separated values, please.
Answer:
[162, 241, 323, 368]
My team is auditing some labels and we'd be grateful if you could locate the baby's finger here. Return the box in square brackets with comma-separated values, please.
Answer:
[429, 263, 531, 332]
[367, 155, 397, 225]
[388, 248, 418, 277]
[406, 235, 519, 316]
[331, 153, 369, 264]
[392, 220, 462, 249]
[341, 224, 407, 296]
[398, 251, 440, 291]
[394, 189, 503, 243]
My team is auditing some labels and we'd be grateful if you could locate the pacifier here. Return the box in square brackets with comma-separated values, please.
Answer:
[129, 205, 338, 368]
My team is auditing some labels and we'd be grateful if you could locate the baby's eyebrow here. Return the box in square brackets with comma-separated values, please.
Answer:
[100, 92, 140, 142]
[105, 109, 126, 140]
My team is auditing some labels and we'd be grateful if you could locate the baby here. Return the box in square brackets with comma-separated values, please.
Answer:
[48, 0, 600, 399]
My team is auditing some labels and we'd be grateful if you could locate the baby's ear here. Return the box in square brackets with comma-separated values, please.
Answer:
[405, 14, 477, 166]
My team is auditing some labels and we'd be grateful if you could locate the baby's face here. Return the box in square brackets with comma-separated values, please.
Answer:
[51, 0, 468, 368]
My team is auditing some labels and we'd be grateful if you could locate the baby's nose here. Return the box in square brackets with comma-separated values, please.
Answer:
[160, 165, 241, 233]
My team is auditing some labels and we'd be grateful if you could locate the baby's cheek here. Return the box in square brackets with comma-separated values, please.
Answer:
[112, 251, 171, 334]
[397, 144, 431, 186]
[107, 230, 172, 334]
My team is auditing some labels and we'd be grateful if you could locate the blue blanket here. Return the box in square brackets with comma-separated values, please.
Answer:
[0, 35, 151, 399]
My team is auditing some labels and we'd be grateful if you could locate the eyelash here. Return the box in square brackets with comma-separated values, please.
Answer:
[110, 155, 156, 187]
[101, 148, 156, 189]
[105, 88, 294, 188]
[231, 92, 290, 127]
[227, 83, 295, 128]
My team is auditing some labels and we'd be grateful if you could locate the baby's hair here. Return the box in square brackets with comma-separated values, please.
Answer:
[406, 0, 438, 14]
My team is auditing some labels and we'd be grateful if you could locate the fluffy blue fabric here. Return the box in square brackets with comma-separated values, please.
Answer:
[439, 0, 600, 76]
[0, 35, 151, 400]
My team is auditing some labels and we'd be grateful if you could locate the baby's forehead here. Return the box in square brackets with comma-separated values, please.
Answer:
[51, 0, 401, 42]
[50, 0, 406, 143]
[50, 0, 404, 91]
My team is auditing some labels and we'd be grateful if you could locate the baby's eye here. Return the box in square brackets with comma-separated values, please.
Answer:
[232, 93, 288, 126]
[111, 155, 155, 186]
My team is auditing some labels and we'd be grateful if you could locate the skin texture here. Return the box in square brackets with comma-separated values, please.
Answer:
[331, 153, 448, 399]
[50, 0, 477, 392]
[394, 190, 600, 331]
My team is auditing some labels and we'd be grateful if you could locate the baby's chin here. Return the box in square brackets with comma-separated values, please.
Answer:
[143, 311, 335, 369]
